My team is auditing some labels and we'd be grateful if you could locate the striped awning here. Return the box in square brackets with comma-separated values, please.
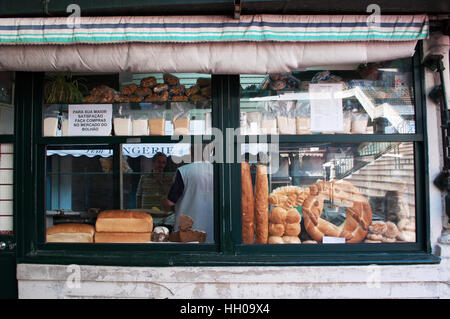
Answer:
[0, 14, 428, 45]
[0, 14, 429, 73]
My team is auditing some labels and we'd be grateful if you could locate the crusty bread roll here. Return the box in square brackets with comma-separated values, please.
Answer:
[46, 223, 95, 243]
[254, 164, 269, 244]
[95, 210, 153, 233]
[286, 208, 301, 224]
[284, 222, 301, 237]
[268, 223, 285, 237]
[241, 162, 255, 244]
[282, 236, 301, 244]
[268, 236, 284, 244]
[269, 207, 287, 224]
[94, 232, 151, 243]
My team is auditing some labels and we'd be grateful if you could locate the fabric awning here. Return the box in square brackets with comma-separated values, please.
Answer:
[0, 14, 429, 73]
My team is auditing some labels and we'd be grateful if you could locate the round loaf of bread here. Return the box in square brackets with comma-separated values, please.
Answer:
[269, 223, 285, 237]
[268, 236, 284, 244]
[284, 223, 301, 236]
[269, 207, 287, 224]
[282, 236, 301, 244]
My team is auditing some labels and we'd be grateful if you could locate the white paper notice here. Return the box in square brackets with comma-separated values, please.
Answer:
[322, 236, 346, 244]
[68, 104, 112, 136]
[309, 83, 344, 132]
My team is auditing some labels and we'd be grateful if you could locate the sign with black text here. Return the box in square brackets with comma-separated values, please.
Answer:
[68, 104, 112, 136]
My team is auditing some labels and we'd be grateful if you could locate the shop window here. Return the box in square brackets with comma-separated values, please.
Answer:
[240, 142, 416, 244]
[42, 73, 216, 245]
[240, 59, 415, 135]
[238, 57, 420, 246]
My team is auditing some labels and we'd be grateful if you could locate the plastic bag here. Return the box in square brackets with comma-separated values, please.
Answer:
[246, 111, 262, 135]
[351, 112, 369, 134]
[147, 103, 166, 136]
[342, 111, 352, 134]
[43, 105, 61, 137]
[113, 104, 132, 136]
[295, 102, 311, 135]
[171, 102, 192, 135]
[132, 113, 149, 136]
[274, 100, 296, 135]
[260, 111, 277, 135]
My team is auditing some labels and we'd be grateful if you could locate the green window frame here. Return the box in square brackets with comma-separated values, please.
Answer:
[13, 43, 440, 266]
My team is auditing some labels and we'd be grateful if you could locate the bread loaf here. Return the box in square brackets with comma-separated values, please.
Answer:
[268, 236, 284, 244]
[268, 223, 285, 237]
[284, 222, 301, 236]
[268, 207, 287, 224]
[179, 230, 207, 243]
[241, 162, 255, 244]
[46, 223, 95, 243]
[254, 164, 269, 244]
[179, 214, 194, 231]
[95, 210, 153, 233]
[282, 236, 301, 244]
[148, 118, 166, 136]
[94, 232, 151, 243]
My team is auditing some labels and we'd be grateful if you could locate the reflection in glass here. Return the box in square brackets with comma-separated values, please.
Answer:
[45, 143, 215, 244]
[241, 142, 416, 244]
[240, 58, 415, 135]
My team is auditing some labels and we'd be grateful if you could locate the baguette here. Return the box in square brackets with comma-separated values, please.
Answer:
[254, 164, 269, 244]
[241, 162, 255, 244]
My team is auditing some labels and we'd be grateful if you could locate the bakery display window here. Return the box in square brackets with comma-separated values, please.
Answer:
[41, 72, 216, 245]
[237, 55, 424, 249]
[239, 58, 415, 135]
[240, 142, 416, 245]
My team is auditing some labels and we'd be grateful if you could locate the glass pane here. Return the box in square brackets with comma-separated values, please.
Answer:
[0, 72, 14, 134]
[240, 58, 415, 135]
[0, 144, 13, 235]
[122, 143, 215, 244]
[45, 145, 115, 242]
[45, 143, 215, 244]
[240, 142, 416, 244]
[42, 73, 211, 137]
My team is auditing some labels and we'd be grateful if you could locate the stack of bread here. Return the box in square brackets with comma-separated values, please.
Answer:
[94, 210, 153, 243]
[82, 75, 212, 104]
[46, 223, 95, 243]
[268, 207, 302, 244]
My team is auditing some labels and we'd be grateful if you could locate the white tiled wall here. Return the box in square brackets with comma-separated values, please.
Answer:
[0, 143, 13, 234]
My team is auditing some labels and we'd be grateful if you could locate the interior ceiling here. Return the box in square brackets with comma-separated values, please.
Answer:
[0, 0, 449, 18]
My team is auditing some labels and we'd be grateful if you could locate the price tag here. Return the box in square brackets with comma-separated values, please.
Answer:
[322, 236, 346, 244]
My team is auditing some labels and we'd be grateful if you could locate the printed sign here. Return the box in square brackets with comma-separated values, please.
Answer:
[309, 83, 344, 133]
[68, 104, 112, 136]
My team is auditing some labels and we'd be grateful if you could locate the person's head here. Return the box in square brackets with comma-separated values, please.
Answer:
[152, 152, 167, 172]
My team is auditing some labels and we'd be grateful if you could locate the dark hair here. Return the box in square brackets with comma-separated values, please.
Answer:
[152, 152, 167, 162]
